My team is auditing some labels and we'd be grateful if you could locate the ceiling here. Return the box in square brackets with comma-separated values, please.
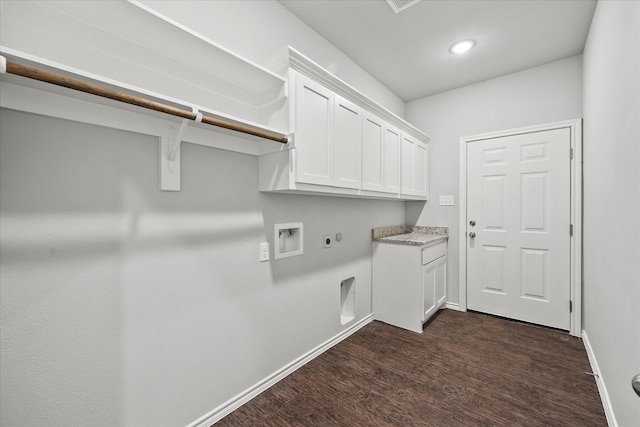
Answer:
[279, 0, 597, 101]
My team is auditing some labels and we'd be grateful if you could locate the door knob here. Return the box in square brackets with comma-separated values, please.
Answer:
[469, 220, 476, 227]
[633, 373, 640, 398]
[469, 232, 476, 238]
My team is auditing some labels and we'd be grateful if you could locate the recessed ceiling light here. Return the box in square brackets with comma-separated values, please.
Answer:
[449, 39, 476, 54]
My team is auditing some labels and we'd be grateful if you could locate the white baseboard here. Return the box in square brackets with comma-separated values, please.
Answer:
[445, 302, 463, 311]
[582, 330, 617, 427]
[187, 314, 374, 427]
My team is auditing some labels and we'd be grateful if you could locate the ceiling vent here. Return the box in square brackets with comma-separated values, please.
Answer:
[386, 0, 421, 14]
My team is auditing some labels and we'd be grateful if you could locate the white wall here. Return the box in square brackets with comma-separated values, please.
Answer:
[405, 56, 583, 304]
[0, 109, 404, 426]
[0, 1, 407, 426]
[582, 1, 640, 425]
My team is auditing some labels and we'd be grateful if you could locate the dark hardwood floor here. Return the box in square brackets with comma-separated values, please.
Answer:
[215, 310, 607, 426]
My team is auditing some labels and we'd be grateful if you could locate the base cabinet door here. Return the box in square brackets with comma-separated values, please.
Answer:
[435, 256, 447, 308]
[422, 261, 438, 322]
[422, 255, 447, 322]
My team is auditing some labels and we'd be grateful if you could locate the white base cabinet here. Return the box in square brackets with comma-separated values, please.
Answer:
[372, 240, 447, 333]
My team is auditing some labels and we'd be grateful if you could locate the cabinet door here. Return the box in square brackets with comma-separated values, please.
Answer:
[383, 124, 401, 194]
[422, 260, 437, 322]
[294, 73, 334, 186]
[434, 256, 447, 308]
[414, 140, 428, 198]
[401, 133, 416, 195]
[401, 133, 428, 198]
[334, 95, 362, 189]
[361, 112, 384, 192]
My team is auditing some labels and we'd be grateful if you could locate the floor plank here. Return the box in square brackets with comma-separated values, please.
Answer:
[215, 310, 607, 426]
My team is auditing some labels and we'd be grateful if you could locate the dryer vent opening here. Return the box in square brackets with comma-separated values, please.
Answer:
[340, 277, 355, 325]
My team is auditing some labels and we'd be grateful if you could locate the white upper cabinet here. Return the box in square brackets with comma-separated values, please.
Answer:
[333, 95, 362, 189]
[259, 48, 430, 201]
[383, 124, 401, 194]
[401, 133, 428, 198]
[361, 112, 385, 192]
[293, 74, 361, 189]
[294, 72, 334, 186]
[414, 139, 428, 197]
[362, 113, 401, 195]
[401, 133, 416, 195]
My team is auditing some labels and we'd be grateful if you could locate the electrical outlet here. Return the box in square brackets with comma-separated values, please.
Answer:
[259, 242, 269, 262]
[439, 195, 455, 206]
[323, 234, 333, 248]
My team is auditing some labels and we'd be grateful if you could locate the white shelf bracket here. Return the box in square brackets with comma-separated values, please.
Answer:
[160, 107, 202, 191]
[168, 118, 188, 165]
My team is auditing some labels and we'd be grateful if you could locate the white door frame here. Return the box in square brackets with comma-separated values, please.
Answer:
[459, 119, 582, 336]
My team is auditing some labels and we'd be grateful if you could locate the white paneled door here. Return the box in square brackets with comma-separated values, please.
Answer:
[466, 128, 571, 330]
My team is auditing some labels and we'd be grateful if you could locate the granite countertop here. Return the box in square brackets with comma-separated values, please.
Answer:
[372, 225, 448, 246]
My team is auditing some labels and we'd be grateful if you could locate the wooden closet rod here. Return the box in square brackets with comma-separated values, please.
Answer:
[3, 59, 289, 144]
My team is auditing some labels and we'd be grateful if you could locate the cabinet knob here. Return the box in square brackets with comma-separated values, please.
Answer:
[633, 373, 640, 398]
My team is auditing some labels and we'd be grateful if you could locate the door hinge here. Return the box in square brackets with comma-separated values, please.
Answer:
[570, 148, 574, 159]
[570, 300, 573, 312]
[570, 224, 574, 236]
